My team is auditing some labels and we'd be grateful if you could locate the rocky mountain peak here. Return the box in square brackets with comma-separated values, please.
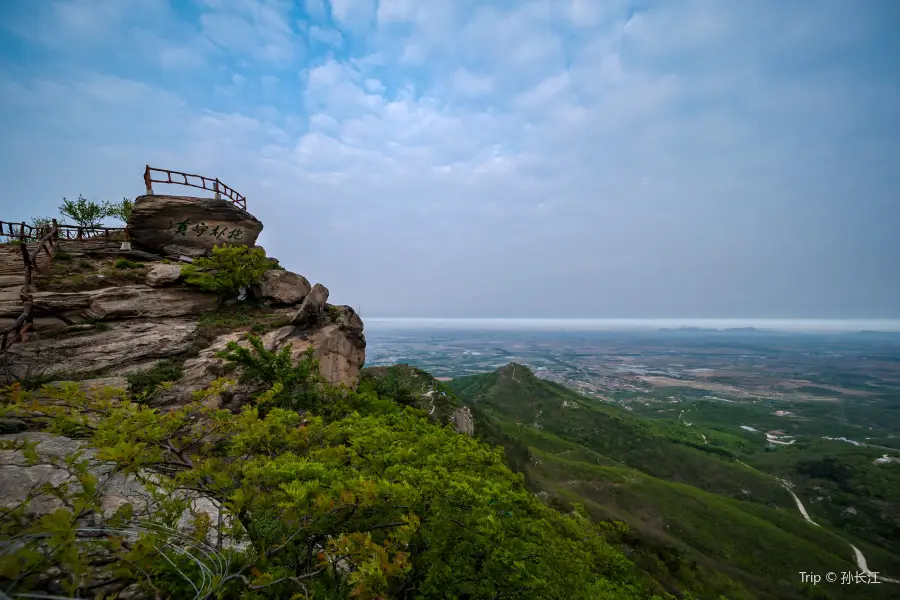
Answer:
[0, 194, 365, 408]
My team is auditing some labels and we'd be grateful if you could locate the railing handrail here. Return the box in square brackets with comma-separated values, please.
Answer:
[0, 221, 125, 243]
[144, 165, 247, 210]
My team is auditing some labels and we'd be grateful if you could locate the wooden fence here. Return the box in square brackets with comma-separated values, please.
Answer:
[144, 165, 247, 210]
[0, 219, 74, 349]
[0, 221, 125, 243]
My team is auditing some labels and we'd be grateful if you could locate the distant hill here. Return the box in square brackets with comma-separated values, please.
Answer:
[447, 363, 888, 600]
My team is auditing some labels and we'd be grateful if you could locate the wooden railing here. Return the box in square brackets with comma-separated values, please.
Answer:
[0, 219, 74, 349]
[0, 221, 124, 243]
[144, 165, 247, 210]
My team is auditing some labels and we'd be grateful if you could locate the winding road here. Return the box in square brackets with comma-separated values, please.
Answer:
[774, 477, 899, 583]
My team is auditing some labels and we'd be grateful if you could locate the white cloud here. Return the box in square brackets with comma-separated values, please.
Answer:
[198, 0, 302, 63]
[1, 1, 898, 316]
[329, 0, 376, 33]
[376, 0, 419, 23]
[309, 25, 343, 46]
[451, 68, 493, 98]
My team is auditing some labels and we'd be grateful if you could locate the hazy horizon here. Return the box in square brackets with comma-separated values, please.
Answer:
[365, 317, 900, 333]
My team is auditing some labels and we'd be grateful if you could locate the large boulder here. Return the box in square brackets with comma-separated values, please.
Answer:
[291, 283, 329, 326]
[127, 195, 263, 257]
[145, 263, 183, 286]
[253, 269, 311, 305]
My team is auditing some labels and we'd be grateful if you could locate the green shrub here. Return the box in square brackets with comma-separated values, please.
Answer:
[126, 359, 184, 398]
[113, 258, 143, 269]
[181, 245, 271, 298]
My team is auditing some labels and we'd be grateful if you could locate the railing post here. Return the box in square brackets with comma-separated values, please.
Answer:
[214, 178, 221, 200]
[144, 164, 153, 195]
[19, 221, 25, 241]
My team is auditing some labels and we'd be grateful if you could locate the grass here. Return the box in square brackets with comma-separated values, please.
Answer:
[54, 248, 73, 261]
[450, 365, 793, 508]
[38, 255, 149, 291]
[113, 258, 143, 269]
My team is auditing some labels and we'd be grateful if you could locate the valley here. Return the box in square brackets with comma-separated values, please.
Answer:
[364, 324, 900, 599]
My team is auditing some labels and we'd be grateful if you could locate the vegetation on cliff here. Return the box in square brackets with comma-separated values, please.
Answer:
[0, 337, 665, 600]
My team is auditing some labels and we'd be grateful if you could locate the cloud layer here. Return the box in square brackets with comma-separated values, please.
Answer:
[1, 0, 898, 318]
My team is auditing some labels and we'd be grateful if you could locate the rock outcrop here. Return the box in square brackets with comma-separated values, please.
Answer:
[0, 432, 241, 549]
[3, 199, 364, 408]
[8, 319, 200, 377]
[1, 286, 218, 320]
[145, 262, 182, 286]
[453, 407, 475, 436]
[253, 269, 311, 305]
[127, 195, 263, 257]
[292, 282, 329, 326]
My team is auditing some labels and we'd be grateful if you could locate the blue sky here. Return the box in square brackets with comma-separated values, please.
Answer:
[0, 0, 898, 318]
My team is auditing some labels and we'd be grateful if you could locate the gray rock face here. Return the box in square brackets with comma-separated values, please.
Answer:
[127, 195, 263, 257]
[19, 286, 217, 321]
[331, 305, 363, 334]
[453, 407, 475, 436]
[0, 432, 243, 550]
[6, 319, 199, 378]
[145, 263, 183, 286]
[253, 269, 311, 305]
[154, 321, 367, 408]
[291, 283, 329, 326]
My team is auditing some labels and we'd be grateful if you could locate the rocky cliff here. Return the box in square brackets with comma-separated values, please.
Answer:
[0, 195, 365, 408]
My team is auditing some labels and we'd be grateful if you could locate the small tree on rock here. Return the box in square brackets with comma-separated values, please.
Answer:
[105, 197, 133, 223]
[59, 195, 111, 228]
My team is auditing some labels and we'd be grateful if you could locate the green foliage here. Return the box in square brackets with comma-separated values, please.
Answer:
[126, 359, 185, 399]
[54, 247, 73, 261]
[58, 194, 111, 228]
[106, 197, 133, 223]
[0, 344, 661, 600]
[113, 258, 143, 269]
[181, 245, 271, 298]
[29, 216, 53, 230]
[449, 364, 898, 600]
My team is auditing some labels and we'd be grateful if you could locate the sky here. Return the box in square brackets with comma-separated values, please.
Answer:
[0, 0, 898, 319]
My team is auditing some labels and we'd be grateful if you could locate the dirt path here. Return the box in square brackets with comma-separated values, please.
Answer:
[738, 461, 897, 583]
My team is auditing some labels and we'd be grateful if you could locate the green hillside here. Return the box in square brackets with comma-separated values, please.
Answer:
[444, 363, 895, 600]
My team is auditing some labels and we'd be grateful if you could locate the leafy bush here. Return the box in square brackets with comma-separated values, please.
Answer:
[0, 340, 659, 600]
[181, 245, 271, 298]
